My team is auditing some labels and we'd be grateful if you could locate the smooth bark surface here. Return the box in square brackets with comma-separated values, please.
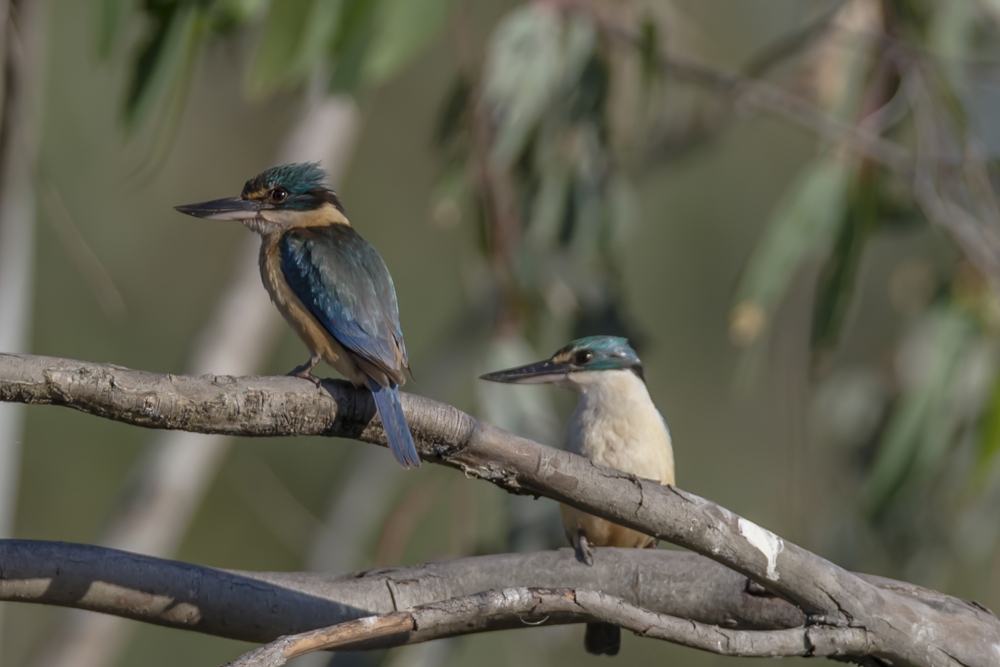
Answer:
[0, 354, 997, 665]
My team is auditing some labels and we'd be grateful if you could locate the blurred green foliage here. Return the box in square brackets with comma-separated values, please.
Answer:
[9, 0, 1000, 665]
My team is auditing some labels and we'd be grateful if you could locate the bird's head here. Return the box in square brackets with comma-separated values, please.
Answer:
[480, 336, 644, 386]
[174, 162, 347, 234]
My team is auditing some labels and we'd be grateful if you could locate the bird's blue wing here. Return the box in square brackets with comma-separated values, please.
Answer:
[280, 225, 407, 384]
[657, 408, 671, 440]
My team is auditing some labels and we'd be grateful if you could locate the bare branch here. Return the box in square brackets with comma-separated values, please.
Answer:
[0, 540, 812, 640]
[0, 354, 997, 665]
[223, 588, 871, 667]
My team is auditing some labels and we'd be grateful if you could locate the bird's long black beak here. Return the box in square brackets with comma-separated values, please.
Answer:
[174, 196, 261, 221]
[479, 359, 570, 384]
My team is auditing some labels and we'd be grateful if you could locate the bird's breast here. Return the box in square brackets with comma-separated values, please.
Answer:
[259, 234, 361, 382]
[566, 371, 674, 486]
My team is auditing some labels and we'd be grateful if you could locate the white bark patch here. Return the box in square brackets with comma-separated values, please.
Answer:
[738, 517, 784, 581]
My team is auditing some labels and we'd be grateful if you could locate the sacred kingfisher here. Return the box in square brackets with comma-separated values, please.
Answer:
[175, 163, 420, 469]
[481, 336, 674, 655]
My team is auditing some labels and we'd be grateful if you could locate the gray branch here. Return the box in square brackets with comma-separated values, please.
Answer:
[0, 354, 998, 666]
[224, 588, 871, 667]
[0, 540, 807, 640]
[0, 541, 938, 661]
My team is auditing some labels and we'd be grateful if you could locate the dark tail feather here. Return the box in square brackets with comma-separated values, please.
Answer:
[584, 622, 620, 656]
[368, 379, 420, 468]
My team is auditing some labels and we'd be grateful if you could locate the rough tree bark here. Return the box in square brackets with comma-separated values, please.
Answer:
[0, 354, 997, 666]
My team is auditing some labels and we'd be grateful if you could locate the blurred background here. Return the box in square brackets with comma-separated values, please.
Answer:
[1, 0, 998, 665]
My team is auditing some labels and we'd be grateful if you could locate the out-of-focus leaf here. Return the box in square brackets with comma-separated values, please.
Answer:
[247, 0, 343, 96]
[527, 139, 571, 249]
[434, 76, 470, 148]
[210, 0, 268, 32]
[929, 0, 977, 76]
[977, 375, 1000, 472]
[97, 0, 133, 59]
[567, 56, 609, 124]
[730, 152, 853, 347]
[864, 308, 975, 514]
[141, 4, 206, 166]
[607, 174, 639, 253]
[430, 156, 469, 229]
[637, 15, 660, 88]
[217, 0, 268, 24]
[124, 4, 201, 130]
[365, 0, 456, 84]
[328, 0, 379, 93]
[483, 6, 595, 166]
[811, 175, 878, 358]
[815, 0, 878, 122]
[567, 124, 604, 259]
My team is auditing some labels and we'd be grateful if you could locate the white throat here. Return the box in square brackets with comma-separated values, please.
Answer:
[557, 368, 649, 405]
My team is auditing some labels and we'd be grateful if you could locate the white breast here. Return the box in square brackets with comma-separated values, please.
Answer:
[560, 369, 674, 486]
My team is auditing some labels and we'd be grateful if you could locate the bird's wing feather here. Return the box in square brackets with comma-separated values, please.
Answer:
[280, 226, 407, 385]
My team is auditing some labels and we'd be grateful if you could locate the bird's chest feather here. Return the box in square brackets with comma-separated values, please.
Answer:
[564, 370, 675, 486]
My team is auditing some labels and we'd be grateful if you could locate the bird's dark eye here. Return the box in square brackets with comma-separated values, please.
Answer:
[574, 350, 594, 365]
[270, 187, 289, 203]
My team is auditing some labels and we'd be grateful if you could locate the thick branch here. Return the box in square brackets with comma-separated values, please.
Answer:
[0, 540, 808, 641]
[224, 588, 871, 667]
[0, 355, 997, 666]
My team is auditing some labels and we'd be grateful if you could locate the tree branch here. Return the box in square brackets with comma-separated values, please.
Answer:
[0, 540, 811, 641]
[0, 354, 997, 666]
[224, 588, 871, 667]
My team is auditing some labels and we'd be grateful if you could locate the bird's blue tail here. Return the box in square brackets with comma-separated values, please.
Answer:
[368, 379, 420, 468]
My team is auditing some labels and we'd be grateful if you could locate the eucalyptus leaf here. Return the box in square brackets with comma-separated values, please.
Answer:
[97, 0, 133, 59]
[811, 176, 878, 357]
[124, 4, 201, 130]
[365, 0, 456, 84]
[483, 6, 595, 167]
[216, 0, 268, 25]
[638, 15, 660, 88]
[977, 374, 1000, 474]
[247, 0, 343, 96]
[731, 152, 853, 345]
[327, 0, 379, 93]
[864, 308, 975, 514]
[434, 76, 470, 148]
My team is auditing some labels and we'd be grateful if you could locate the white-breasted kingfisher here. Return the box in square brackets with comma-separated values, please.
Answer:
[175, 163, 420, 469]
[480, 336, 674, 655]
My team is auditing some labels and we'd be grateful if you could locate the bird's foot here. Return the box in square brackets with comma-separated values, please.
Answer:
[287, 355, 323, 386]
[574, 531, 595, 566]
[287, 366, 323, 387]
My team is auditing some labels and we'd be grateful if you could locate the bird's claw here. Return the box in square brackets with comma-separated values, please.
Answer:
[574, 531, 595, 566]
[287, 355, 323, 386]
[287, 367, 323, 387]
